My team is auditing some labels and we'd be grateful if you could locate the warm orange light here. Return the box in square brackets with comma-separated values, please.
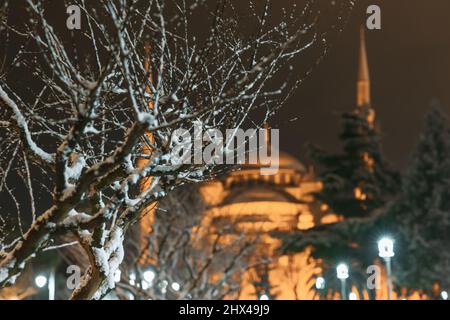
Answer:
[354, 187, 367, 201]
[367, 109, 376, 126]
[138, 43, 157, 265]
[363, 152, 374, 170]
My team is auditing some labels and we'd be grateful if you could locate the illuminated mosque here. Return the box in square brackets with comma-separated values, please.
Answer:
[196, 28, 421, 300]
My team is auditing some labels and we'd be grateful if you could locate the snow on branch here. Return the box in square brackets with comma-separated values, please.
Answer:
[0, 0, 354, 299]
[0, 85, 54, 164]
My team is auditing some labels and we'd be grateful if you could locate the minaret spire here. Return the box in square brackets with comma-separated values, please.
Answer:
[357, 26, 371, 108]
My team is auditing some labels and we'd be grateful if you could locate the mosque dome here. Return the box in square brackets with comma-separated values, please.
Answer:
[199, 149, 325, 233]
[244, 151, 306, 173]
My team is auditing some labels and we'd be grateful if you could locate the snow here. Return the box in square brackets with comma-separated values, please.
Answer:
[0, 85, 54, 163]
[154, 164, 180, 173]
[46, 222, 56, 229]
[106, 237, 124, 288]
[125, 197, 140, 207]
[0, 0, 323, 299]
[79, 230, 93, 244]
[130, 173, 139, 184]
[0, 258, 16, 284]
[137, 112, 158, 129]
[62, 209, 93, 227]
[90, 227, 125, 300]
[171, 93, 179, 102]
[83, 123, 100, 134]
[105, 228, 123, 257]
[92, 248, 109, 274]
[124, 155, 135, 173]
[64, 154, 86, 185]
[0, 266, 9, 283]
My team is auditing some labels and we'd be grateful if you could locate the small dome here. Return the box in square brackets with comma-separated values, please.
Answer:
[278, 152, 306, 172]
[243, 151, 306, 173]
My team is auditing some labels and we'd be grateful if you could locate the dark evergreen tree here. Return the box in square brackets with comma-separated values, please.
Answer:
[309, 107, 399, 218]
[296, 106, 400, 298]
[284, 26, 400, 298]
[282, 103, 450, 298]
[394, 103, 450, 295]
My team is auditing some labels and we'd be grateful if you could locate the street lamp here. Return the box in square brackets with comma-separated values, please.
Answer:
[315, 277, 326, 300]
[336, 263, 349, 300]
[378, 237, 394, 300]
[141, 280, 150, 290]
[315, 277, 325, 290]
[129, 272, 136, 286]
[171, 282, 181, 292]
[35, 271, 55, 300]
[349, 292, 357, 300]
[35, 275, 47, 288]
[48, 269, 55, 300]
[142, 268, 156, 290]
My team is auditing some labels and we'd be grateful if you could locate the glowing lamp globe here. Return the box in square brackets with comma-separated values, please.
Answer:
[378, 237, 394, 259]
[315, 277, 325, 290]
[35, 275, 47, 288]
[336, 263, 349, 280]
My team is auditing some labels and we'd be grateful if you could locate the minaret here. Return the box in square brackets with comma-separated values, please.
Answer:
[357, 27, 371, 107]
[355, 28, 376, 175]
[356, 27, 375, 126]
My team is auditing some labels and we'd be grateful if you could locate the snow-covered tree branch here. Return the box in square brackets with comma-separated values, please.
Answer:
[112, 187, 261, 300]
[0, 0, 354, 299]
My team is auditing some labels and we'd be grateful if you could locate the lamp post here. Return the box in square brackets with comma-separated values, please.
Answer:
[141, 267, 156, 291]
[35, 274, 47, 289]
[349, 292, 357, 300]
[171, 282, 181, 292]
[143, 269, 155, 283]
[315, 277, 325, 290]
[48, 269, 55, 300]
[336, 263, 349, 300]
[315, 276, 326, 300]
[35, 271, 55, 300]
[378, 237, 394, 300]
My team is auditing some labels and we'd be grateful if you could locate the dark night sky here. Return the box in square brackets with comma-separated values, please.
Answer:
[4, 0, 450, 172]
[274, 0, 450, 171]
